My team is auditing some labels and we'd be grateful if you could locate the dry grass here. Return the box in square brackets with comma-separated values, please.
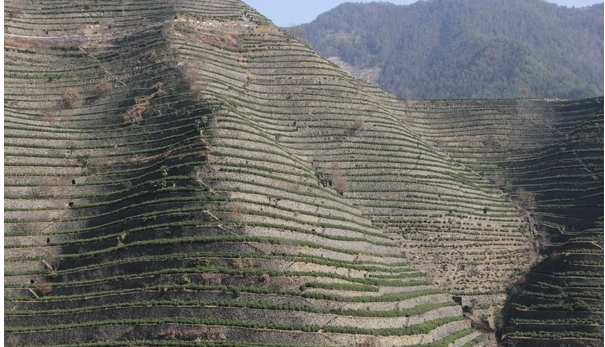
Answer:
[231, 202, 247, 216]
[201, 273, 222, 285]
[159, 326, 224, 341]
[269, 276, 295, 290]
[40, 111, 57, 125]
[36, 176, 57, 196]
[4, 38, 33, 48]
[356, 338, 378, 347]
[123, 82, 165, 123]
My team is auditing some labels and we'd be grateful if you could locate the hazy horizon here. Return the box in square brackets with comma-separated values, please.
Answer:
[245, 0, 603, 27]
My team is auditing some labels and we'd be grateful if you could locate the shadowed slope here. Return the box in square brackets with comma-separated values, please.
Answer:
[396, 98, 604, 346]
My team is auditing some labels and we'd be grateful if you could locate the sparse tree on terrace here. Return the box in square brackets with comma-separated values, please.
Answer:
[35, 282, 52, 296]
[330, 163, 349, 195]
[178, 62, 201, 91]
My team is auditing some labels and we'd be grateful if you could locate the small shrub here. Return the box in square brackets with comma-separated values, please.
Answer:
[191, 259, 210, 268]
[62, 88, 79, 107]
[177, 275, 191, 285]
[232, 288, 240, 298]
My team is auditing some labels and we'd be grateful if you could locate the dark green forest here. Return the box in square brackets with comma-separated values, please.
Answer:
[298, 0, 604, 99]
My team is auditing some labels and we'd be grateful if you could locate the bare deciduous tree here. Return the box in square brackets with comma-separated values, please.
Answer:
[330, 163, 349, 195]
[515, 188, 537, 212]
[94, 79, 112, 95]
[177, 62, 201, 91]
[351, 120, 365, 136]
[36, 282, 52, 296]
[62, 88, 80, 107]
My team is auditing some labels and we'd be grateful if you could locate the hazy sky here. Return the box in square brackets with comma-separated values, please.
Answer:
[245, 0, 603, 27]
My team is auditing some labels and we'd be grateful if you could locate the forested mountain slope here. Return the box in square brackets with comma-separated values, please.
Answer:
[299, 0, 604, 99]
[3, 0, 603, 347]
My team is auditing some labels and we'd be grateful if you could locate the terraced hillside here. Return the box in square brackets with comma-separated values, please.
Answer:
[3, 0, 601, 346]
[396, 98, 604, 346]
[3, 1, 488, 346]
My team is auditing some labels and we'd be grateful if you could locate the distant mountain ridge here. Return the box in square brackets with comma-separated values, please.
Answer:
[299, 0, 604, 99]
